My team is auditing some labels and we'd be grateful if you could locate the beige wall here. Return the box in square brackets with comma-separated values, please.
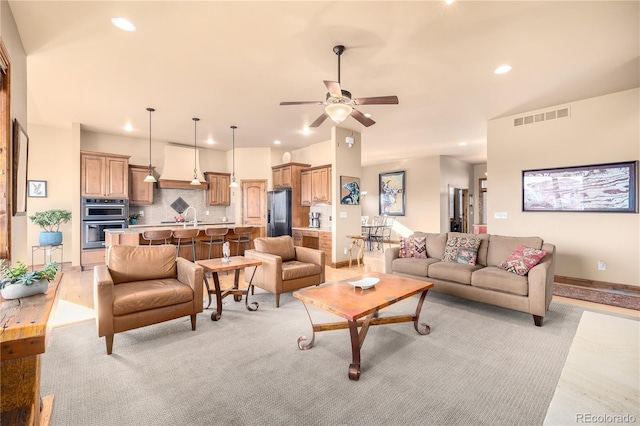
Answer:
[292, 139, 332, 167]
[488, 88, 639, 287]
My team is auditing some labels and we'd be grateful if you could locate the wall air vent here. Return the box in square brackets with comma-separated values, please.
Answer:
[513, 106, 570, 127]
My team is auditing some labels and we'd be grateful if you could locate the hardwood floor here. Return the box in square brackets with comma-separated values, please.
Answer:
[51, 245, 639, 326]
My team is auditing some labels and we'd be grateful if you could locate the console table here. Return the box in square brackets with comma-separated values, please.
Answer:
[0, 273, 62, 425]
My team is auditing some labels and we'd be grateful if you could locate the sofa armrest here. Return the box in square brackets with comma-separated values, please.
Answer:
[295, 246, 325, 283]
[244, 249, 283, 294]
[528, 243, 556, 316]
[176, 257, 204, 313]
[94, 265, 115, 337]
[385, 246, 400, 274]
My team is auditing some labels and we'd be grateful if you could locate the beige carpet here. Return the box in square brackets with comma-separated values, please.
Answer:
[41, 291, 607, 425]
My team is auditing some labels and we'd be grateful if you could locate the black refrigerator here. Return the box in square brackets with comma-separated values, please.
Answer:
[267, 189, 292, 237]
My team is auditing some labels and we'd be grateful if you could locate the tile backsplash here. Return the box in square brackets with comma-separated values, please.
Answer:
[310, 205, 332, 229]
[132, 188, 230, 224]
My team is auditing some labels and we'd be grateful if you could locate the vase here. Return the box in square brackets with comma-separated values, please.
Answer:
[39, 231, 62, 246]
[1, 279, 48, 299]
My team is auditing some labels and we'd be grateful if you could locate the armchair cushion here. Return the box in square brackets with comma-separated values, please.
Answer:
[254, 235, 296, 262]
[112, 279, 195, 316]
[107, 245, 177, 284]
[282, 261, 322, 280]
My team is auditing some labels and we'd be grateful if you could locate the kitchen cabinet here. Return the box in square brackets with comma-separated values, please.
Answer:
[319, 231, 332, 263]
[205, 172, 231, 206]
[81, 151, 130, 198]
[129, 165, 155, 206]
[272, 163, 310, 227]
[293, 229, 303, 247]
[301, 164, 332, 205]
[300, 170, 312, 206]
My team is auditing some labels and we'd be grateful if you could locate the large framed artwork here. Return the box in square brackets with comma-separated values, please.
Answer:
[522, 161, 638, 213]
[339, 176, 360, 205]
[379, 171, 405, 216]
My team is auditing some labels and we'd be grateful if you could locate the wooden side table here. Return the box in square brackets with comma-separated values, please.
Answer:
[1, 274, 62, 425]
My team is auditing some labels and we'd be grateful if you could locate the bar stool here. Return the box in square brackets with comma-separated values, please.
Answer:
[141, 229, 173, 245]
[228, 226, 253, 256]
[200, 227, 228, 259]
[172, 228, 200, 261]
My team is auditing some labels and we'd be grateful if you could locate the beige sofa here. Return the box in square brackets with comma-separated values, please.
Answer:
[244, 235, 325, 307]
[385, 232, 555, 326]
[94, 244, 204, 354]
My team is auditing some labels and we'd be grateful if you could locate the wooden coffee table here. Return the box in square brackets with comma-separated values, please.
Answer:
[293, 272, 433, 380]
[196, 256, 262, 321]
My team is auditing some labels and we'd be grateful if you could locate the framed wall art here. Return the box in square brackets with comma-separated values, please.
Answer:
[339, 176, 360, 205]
[12, 119, 29, 216]
[28, 180, 47, 198]
[379, 171, 405, 216]
[522, 161, 638, 213]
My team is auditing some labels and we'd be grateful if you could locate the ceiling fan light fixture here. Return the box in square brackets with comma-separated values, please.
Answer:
[325, 102, 352, 124]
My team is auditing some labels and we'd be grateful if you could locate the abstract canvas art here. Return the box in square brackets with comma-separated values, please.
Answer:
[522, 161, 638, 213]
[379, 171, 405, 216]
[340, 176, 360, 205]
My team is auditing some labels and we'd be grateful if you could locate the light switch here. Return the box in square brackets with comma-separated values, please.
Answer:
[339, 212, 347, 218]
[494, 212, 508, 219]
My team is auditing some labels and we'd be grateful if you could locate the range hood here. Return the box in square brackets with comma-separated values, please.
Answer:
[158, 145, 208, 190]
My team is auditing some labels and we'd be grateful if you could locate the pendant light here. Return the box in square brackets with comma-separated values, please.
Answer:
[229, 125, 239, 188]
[143, 107, 157, 183]
[190, 117, 201, 185]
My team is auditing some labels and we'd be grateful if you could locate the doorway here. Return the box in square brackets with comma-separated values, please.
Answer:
[449, 186, 469, 233]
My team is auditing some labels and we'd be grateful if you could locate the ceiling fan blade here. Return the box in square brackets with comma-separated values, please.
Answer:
[324, 80, 342, 98]
[351, 108, 376, 127]
[353, 96, 399, 105]
[280, 101, 324, 105]
[309, 112, 329, 128]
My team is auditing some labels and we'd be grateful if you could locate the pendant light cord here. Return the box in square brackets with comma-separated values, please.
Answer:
[147, 107, 155, 172]
[231, 125, 237, 179]
[193, 118, 199, 177]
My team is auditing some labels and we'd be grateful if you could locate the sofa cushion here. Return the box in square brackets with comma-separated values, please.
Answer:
[112, 278, 193, 316]
[391, 257, 436, 277]
[282, 261, 322, 281]
[446, 232, 490, 265]
[487, 235, 543, 266]
[443, 235, 482, 265]
[412, 232, 447, 260]
[412, 236, 427, 258]
[428, 261, 483, 285]
[108, 245, 177, 285]
[255, 236, 296, 262]
[497, 245, 547, 276]
[399, 238, 413, 258]
[471, 266, 529, 296]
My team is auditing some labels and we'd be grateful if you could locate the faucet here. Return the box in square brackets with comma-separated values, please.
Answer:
[183, 206, 198, 228]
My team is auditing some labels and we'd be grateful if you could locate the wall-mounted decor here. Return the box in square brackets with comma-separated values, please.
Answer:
[522, 161, 638, 213]
[379, 171, 405, 216]
[339, 176, 360, 205]
[28, 180, 47, 198]
[12, 119, 29, 216]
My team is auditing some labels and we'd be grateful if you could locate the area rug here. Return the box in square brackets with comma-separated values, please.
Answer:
[42, 292, 586, 426]
[553, 284, 640, 311]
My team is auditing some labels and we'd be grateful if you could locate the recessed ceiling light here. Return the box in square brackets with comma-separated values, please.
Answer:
[494, 64, 512, 75]
[207, 138, 214, 145]
[111, 17, 136, 32]
[124, 123, 133, 132]
[302, 127, 311, 135]
[458, 142, 466, 146]
[364, 113, 372, 118]
[445, 0, 454, 4]
[274, 140, 281, 145]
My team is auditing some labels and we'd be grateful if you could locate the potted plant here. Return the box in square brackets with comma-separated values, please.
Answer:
[0, 260, 59, 299]
[129, 213, 140, 225]
[28, 209, 72, 245]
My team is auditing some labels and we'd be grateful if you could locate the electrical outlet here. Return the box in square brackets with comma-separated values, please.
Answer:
[206, 211, 209, 215]
[340, 212, 347, 218]
[343, 247, 348, 255]
[139, 211, 144, 217]
[598, 260, 606, 271]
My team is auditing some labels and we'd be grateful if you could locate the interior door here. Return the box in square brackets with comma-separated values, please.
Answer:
[242, 180, 266, 226]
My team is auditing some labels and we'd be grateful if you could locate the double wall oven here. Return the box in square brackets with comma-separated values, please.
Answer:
[82, 198, 128, 249]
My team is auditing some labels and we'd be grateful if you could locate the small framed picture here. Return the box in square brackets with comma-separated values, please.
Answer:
[27, 180, 47, 198]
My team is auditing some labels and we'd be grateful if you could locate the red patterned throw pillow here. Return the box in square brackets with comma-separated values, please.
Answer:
[444, 235, 482, 265]
[399, 238, 413, 258]
[412, 236, 427, 259]
[498, 245, 547, 276]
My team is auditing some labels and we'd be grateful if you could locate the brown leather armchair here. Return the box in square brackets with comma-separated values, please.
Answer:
[244, 235, 325, 307]
[94, 244, 204, 354]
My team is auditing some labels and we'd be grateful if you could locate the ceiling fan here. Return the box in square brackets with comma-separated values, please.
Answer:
[280, 45, 399, 128]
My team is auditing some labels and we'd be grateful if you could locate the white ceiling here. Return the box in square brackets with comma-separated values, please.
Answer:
[9, 1, 639, 166]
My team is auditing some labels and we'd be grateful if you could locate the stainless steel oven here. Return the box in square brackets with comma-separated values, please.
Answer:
[82, 220, 127, 249]
[82, 198, 128, 221]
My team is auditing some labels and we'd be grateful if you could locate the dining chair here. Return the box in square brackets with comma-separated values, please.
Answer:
[228, 226, 254, 256]
[172, 228, 200, 261]
[378, 216, 395, 250]
[200, 227, 228, 259]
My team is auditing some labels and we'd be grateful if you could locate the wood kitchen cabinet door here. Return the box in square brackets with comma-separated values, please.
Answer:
[129, 165, 154, 206]
[81, 151, 130, 198]
[205, 172, 231, 206]
[272, 165, 292, 188]
[300, 170, 311, 206]
[311, 165, 331, 205]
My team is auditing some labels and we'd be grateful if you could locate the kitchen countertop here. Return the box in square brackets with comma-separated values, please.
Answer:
[106, 222, 240, 234]
[292, 227, 332, 233]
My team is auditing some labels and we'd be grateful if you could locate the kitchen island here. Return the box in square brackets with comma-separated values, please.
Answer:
[105, 223, 265, 260]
